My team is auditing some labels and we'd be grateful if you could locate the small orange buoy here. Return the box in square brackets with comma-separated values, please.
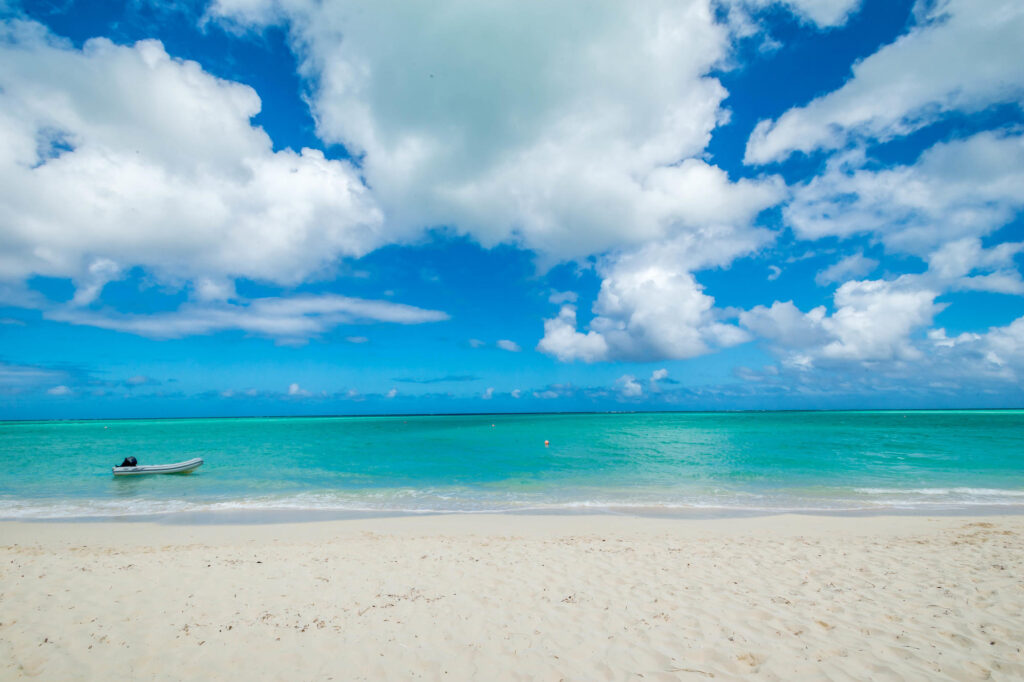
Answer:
[544, 440, 550, 446]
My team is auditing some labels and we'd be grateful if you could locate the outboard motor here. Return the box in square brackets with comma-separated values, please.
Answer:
[118, 456, 138, 467]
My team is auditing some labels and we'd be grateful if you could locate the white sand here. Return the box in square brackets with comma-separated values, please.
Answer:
[2, 514, 1022, 680]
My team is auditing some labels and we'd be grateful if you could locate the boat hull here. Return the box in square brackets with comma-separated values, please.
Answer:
[112, 457, 204, 476]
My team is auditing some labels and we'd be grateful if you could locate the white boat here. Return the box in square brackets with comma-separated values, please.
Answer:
[112, 457, 204, 476]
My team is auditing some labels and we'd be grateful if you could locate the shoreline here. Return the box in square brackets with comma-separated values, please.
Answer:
[4, 509, 1022, 550]
[4, 503, 1024, 525]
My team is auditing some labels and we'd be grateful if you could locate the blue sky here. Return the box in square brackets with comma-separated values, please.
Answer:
[2, 0, 1023, 419]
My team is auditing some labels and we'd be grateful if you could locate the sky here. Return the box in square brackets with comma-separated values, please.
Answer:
[1, 0, 1023, 419]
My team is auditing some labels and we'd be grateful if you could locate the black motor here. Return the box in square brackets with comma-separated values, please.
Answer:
[118, 456, 138, 467]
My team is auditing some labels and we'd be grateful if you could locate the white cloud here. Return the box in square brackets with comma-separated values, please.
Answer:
[728, 0, 862, 29]
[785, 132, 1024, 257]
[537, 228, 768, 362]
[0, 8, 795, 354]
[47, 385, 72, 396]
[211, 0, 784, 262]
[287, 382, 309, 396]
[616, 374, 643, 397]
[0, 362, 68, 394]
[783, 131, 1024, 299]
[194, 277, 237, 303]
[385, 388, 397, 399]
[0, 362, 60, 386]
[590, 262, 732, 360]
[468, 338, 486, 348]
[742, 275, 944, 366]
[780, 0, 861, 26]
[71, 258, 121, 306]
[745, 0, 1024, 164]
[482, 387, 494, 400]
[739, 313, 1024, 394]
[345, 336, 369, 343]
[815, 252, 878, 286]
[740, 300, 829, 350]
[0, 19, 382, 297]
[510, 389, 521, 399]
[44, 293, 448, 341]
[975, 317, 1024, 376]
[821, 278, 942, 362]
[548, 291, 578, 305]
[651, 368, 668, 382]
[496, 339, 521, 352]
[536, 305, 610, 363]
[926, 238, 1024, 295]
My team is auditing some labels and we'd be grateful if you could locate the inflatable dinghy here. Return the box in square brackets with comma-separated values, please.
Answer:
[112, 457, 204, 476]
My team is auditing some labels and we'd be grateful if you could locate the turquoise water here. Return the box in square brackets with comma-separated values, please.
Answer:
[1, 411, 1023, 518]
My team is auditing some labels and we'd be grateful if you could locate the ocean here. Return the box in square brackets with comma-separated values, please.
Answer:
[2, 410, 1023, 520]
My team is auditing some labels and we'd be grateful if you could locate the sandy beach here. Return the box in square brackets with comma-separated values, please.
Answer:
[2, 514, 1022, 680]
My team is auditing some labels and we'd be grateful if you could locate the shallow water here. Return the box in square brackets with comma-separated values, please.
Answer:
[2, 410, 1023, 518]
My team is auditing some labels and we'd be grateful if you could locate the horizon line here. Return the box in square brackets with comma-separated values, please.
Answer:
[3, 406, 1023, 424]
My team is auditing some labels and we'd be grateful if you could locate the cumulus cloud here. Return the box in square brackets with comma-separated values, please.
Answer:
[742, 275, 945, 367]
[537, 226, 774, 362]
[548, 291, 578, 305]
[727, 0, 862, 29]
[745, 0, 1024, 164]
[287, 382, 310, 396]
[496, 339, 521, 352]
[786, 132, 1024, 257]
[385, 388, 398, 399]
[820, 278, 942, 362]
[783, 131, 1024, 299]
[536, 305, 610, 363]
[194, 277, 238, 303]
[211, 0, 783, 262]
[743, 237, 1023, 377]
[47, 385, 72, 396]
[927, 238, 1024, 295]
[740, 300, 830, 351]
[482, 387, 494, 400]
[0, 20, 384, 298]
[587, 261, 747, 361]
[739, 313, 1024, 396]
[616, 375, 644, 398]
[44, 293, 448, 341]
[2, 7, 794, 353]
[815, 252, 878, 286]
